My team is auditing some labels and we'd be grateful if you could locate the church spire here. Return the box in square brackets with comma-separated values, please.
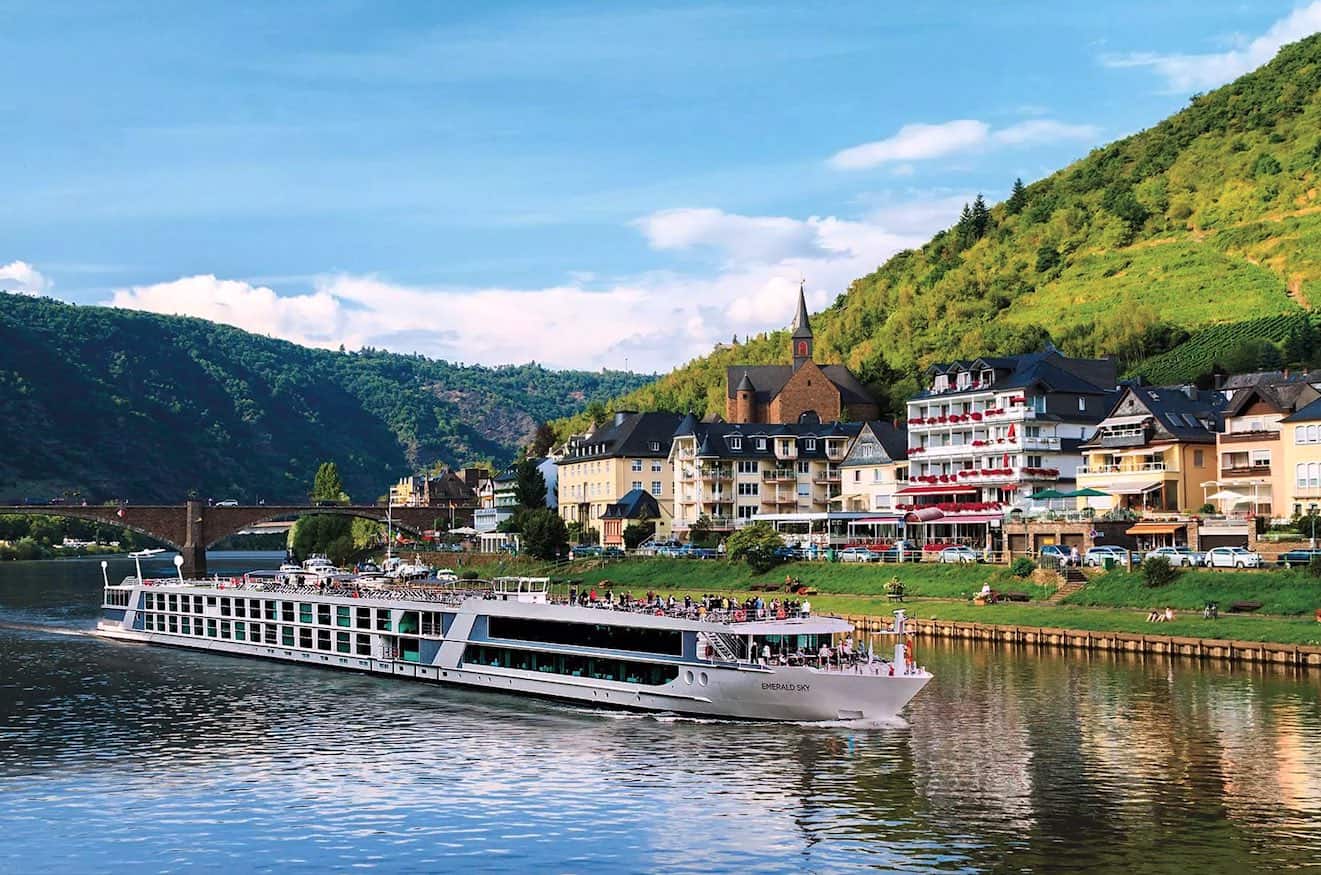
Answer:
[791, 279, 813, 370]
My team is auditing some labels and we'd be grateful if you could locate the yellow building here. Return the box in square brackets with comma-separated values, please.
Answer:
[556, 412, 681, 542]
[1076, 385, 1224, 513]
[834, 421, 909, 513]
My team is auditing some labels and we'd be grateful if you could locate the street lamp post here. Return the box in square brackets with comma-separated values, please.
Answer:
[173, 553, 184, 583]
[100, 560, 109, 589]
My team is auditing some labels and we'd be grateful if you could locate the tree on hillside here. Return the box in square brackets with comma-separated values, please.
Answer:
[520, 508, 569, 560]
[513, 458, 548, 510]
[1006, 178, 1028, 214]
[310, 462, 348, 504]
[971, 193, 991, 239]
[528, 422, 556, 459]
[1283, 322, 1316, 366]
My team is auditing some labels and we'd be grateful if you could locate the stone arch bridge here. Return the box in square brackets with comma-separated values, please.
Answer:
[0, 502, 458, 577]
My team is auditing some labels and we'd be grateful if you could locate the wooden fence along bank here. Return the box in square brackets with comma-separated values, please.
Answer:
[838, 614, 1321, 669]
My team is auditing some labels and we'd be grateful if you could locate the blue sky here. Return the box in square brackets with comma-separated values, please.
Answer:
[3, 1, 1320, 370]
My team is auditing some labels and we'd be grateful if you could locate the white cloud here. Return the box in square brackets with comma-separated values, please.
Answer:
[829, 120, 989, 170]
[991, 119, 1100, 146]
[1104, 2, 1321, 91]
[829, 118, 1098, 171]
[108, 194, 962, 372]
[0, 260, 52, 296]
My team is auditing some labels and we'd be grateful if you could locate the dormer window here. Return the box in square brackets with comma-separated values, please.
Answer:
[649, 441, 661, 452]
[805, 438, 817, 451]
[730, 436, 743, 450]
[934, 375, 949, 391]
[981, 369, 993, 386]
[756, 438, 767, 450]
[957, 371, 971, 389]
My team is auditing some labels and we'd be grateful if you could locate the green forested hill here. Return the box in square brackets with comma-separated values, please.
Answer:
[563, 33, 1321, 433]
[0, 294, 650, 502]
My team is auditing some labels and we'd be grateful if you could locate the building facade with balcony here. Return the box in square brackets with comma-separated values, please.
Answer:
[1076, 385, 1226, 512]
[474, 467, 519, 534]
[669, 414, 860, 538]
[904, 349, 1117, 509]
[834, 421, 909, 512]
[556, 411, 683, 541]
[1208, 379, 1319, 520]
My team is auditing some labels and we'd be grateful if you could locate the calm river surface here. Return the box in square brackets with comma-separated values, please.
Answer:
[2, 553, 1320, 873]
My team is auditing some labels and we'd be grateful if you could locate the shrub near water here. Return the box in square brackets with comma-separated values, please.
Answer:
[1142, 556, 1177, 588]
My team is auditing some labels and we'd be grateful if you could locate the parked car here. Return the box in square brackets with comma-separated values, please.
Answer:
[637, 538, 680, 556]
[773, 545, 806, 561]
[1083, 545, 1138, 567]
[937, 545, 982, 564]
[214, 499, 239, 507]
[1038, 544, 1072, 564]
[678, 544, 719, 559]
[1145, 546, 1204, 567]
[1203, 546, 1263, 569]
[1277, 548, 1321, 567]
[838, 546, 880, 563]
[602, 546, 625, 559]
[568, 544, 602, 559]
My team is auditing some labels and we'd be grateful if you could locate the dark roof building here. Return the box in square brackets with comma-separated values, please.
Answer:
[725, 284, 879, 424]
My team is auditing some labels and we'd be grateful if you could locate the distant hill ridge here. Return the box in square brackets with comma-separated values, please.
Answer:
[0, 294, 652, 502]
[562, 32, 1321, 434]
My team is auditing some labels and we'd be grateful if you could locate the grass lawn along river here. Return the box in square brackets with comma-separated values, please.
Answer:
[454, 557, 1321, 648]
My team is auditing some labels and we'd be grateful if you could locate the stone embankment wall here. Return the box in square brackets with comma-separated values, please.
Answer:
[839, 614, 1321, 668]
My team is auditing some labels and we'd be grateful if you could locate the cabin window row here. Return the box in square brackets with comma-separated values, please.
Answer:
[138, 594, 446, 634]
[487, 616, 683, 656]
[462, 644, 679, 686]
[139, 613, 372, 655]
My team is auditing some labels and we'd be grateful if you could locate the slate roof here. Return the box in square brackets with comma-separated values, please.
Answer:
[791, 286, 813, 340]
[680, 420, 863, 461]
[916, 349, 1117, 400]
[839, 420, 908, 466]
[1082, 385, 1226, 446]
[722, 364, 875, 404]
[558, 412, 684, 463]
[601, 488, 661, 520]
[1223, 380, 1321, 418]
[1282, 394, 1321, 423]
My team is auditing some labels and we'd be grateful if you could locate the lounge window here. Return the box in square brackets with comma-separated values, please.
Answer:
[206, 619, 217, 638]
[282, 602, 294, 622]
[220, 620, 231, 639]
[264, 625, 277, 644]
[299, 603, 313, 624]
[336, 606, 351, 628]
[336, 632, 351, 654]
[233, 621, 245, 641]
[377, 610, 393, 631]
[282, 626, 295, 647]
[299, 628, 313, 649]
[487, 616, 682, 655]
[461, 644, 678, 686]
[233, 600, 245, 618]
[265, 601, 277, 621]
[356, 607, 371, 629]
[220, 598, 231, 617]
[356, 633, 372, 656]
[317, 605, 331, 626]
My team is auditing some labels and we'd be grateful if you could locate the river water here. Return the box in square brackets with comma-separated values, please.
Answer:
[1, 553, 1319, 873]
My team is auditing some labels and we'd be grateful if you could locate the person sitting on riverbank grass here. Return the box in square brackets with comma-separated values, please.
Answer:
[1147, 607, 1176, 623]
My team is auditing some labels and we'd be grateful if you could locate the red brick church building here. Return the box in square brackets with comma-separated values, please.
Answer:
[724, 286, 879, 424]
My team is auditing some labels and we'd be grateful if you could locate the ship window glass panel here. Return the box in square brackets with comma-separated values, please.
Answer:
[194, 596, 204, 613]
[336, 632, 351, 654]
[298, 628, 312, 649]
[487, 616, 682, 655]
[220, 620, 231, 639]
[282, 602, 295, 622]
[143, 593, 153, 610]
[316, 629, 331, 651]
[376, 610, 393, 631]
[180, 617, 190, 635]
[234, 621, 245, 641]
[168, 615, 178, 633]
[398, 611, 419, 634]
[400, 638, 420, 663]
[233, 600, 245, 618]
[461, 644, 678, 686]
[356, 634, 371, 656]
[299, 603, 313, 624]
[220, 598, 231, 617]
[168, 594, 178, 611]
[282, 626, 295, 647]
[265, 601, 277, 621]
[206, 596, 216, 607]
[317, 605, 331, 626]
[356, 607, 371, 629]
[205, 618, 217, 637]
[264, 625, 277, 644]
[336, 606, 351, 628]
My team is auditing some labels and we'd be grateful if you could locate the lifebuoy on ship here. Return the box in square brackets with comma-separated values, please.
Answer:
[733, 609, 746, 622]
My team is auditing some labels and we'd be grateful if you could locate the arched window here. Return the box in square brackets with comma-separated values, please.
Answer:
[796, 341, 808, 357]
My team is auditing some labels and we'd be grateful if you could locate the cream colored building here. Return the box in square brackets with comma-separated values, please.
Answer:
[1280, 393, 1321, 518]
[834, 421, 909, 513]
[556, 412, 681, 541]
[669, 415, 858, 538]
[1208, 381, 1318, 520]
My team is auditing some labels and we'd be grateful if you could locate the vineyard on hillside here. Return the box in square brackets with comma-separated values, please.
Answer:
[1127, 313, 1314, 385]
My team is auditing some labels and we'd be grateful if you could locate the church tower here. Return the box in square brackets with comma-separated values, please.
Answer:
[791, 282, 813, 371]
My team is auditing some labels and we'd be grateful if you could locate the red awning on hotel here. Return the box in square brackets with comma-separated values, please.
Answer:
[896, 485, 979, 495]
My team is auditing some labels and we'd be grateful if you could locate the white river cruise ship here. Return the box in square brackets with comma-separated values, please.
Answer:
[96, 570, 931, 722]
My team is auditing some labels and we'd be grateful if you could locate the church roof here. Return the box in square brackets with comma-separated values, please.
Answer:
[735, 371, 756, 392]
[791, 286, 813, 340]
[724, 364, 875, 405]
